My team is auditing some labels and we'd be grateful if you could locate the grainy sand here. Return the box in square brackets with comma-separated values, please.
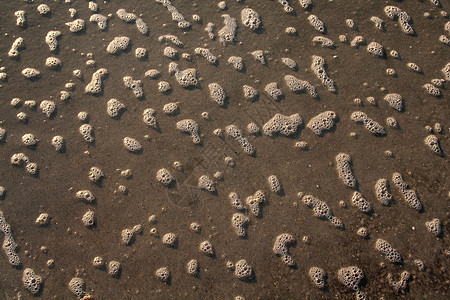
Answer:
[0, 0, 448, 299]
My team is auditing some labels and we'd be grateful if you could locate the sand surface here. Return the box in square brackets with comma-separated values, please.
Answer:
[0, 0, 449, 299]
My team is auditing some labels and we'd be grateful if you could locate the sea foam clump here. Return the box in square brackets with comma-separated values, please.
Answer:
[424, 135, 442, 156]
[311, 55, 335, 92]
[156, 168, 175, 186]
[284, 75, 317, 98]
[306, 111, 338, 136]
[301, 194, 344, 229]
[8, 37, 24, 58]
[199, 240, 214, 256]
[234, 259, 253, 280]
[367, 41, 385, 57]
[351, 192, 372, 213]
[88, 167, 104, 183]
[107, 37, 130, 55]
[312, 36, 335, 48]
[243, 85, 258, 101]
[85, 68, 108, 95]
[425, 218, 442, 237]
[335, 153, 357, 189]
[116, 9, 137, 23]
[374, 179, 392, 206]
[267, 175, 282, 194]
[68, 277, 85, 298]
[241, 8, 262, 31]
[375, 238, 402, 263]
[123, 76, 144, 98]
[15, 10, 26, 27]
[392, 172, 423, 211]
[231, 213, 250, 237]
[218, 14, 237, 44]
[281, 57, 297, 69]
[309, 267, 326, 289]
[383, 93, 403, 111]
[158, 35, 184, 47]
[198, 175, 216, 192]
[45, 31, 61, 52]
[229, 192, 245, 211]
[0, 210, 21, 266]
[22, 68, 40, 79]
[123, 137, 142, 152]
[194, 48, 217, 64]
[264, 82, 284, 100]
[107, 99, 126, 118]
[208, 83, 226, 106]
[251, 50, 266, 64]
[143, 108, 157, 127]
[39, 100, 56, 118]
[307, 15, 326, 33]
[79, 124, 94, 143]
[387, 271, 410, 293]
[273, 233, 296, 267]
[156, 0, 191, 29]
[422, 84, 441, 97]
[350, 111, 386, 136]
[76, 190, 95, 203]
[22, 268, 42, 295]
[176, 119, 201, 144]
[228, 56, 244, 71]
[225, 124, 255, 156]
[65, 19, 85, 32]
[263, 113, 302, 137]
[337, 266, 365, 292]
[90, 14, 108, 30]
[246, 190, 265, 217]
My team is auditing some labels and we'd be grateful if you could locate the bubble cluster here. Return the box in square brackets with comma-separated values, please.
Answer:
[68, 277, 86, 298]
[225, 124, 255, 155]
[22, 268, 42, 295]
[273, 233, 296, 267]
[231, 213, 250, 237]
[123, 76, 144, 98]
[284, 75, 317, 97]
[65, 19, 85, 33]
[90, 14, 108, 30]
[335, 153, 357, 189]
[300, 194, 344, 229]
[234, 259, 253, 280]
[350, 111, 386, 136]
[392, 172, 423, 211]
[337, 266, 364, 291]
[0, 210, 21, 266]
[309, 267, 326, 289]
[218, 14, 237, 45]
[311, 55, 335, 92]
[375, 238, 402, 263]
[176, 119, 201, 144]
[387, 271, 410, 293]
[351, 192, 372, 213]
[424, 135, 442, 156]
[156, 168, 175, 186]
[241, 8, 262, 31]
[246, 190, 265, 217]
[85, 68, 108, 95]
[264, 82, 284, 100]
[208, 83, 226, 106]
[374, 179, 392, 206]
[425, 218, 442, 237]
[306, 111, 338, 136]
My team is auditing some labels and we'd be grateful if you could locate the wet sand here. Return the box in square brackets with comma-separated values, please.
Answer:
[0, 0, 448, 299]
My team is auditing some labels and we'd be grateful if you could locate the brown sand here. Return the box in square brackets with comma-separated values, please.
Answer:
[0, 0, 448, 299]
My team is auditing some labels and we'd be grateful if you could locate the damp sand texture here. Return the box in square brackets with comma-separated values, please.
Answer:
[0, 0, 449, 299]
